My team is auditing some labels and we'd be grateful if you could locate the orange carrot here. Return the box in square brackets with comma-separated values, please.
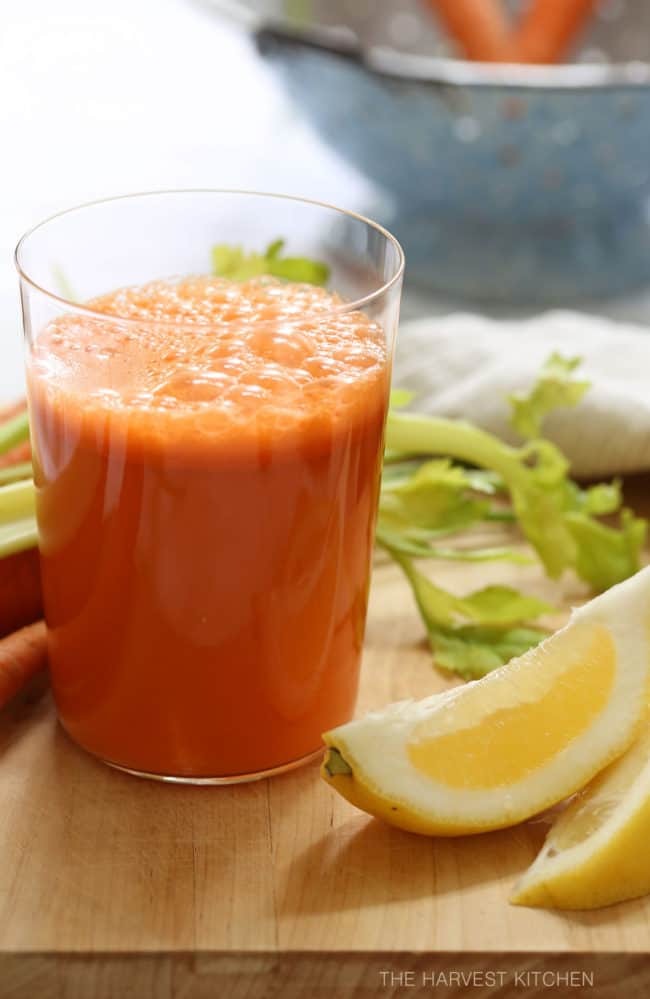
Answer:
[505, 0, 598, 64]
[0, 549, 43, 639]
[0, 620, 47, 708]
[422, 0, 511, 62]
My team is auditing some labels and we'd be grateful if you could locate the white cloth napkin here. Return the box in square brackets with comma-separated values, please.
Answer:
[393, 310, 650, 479]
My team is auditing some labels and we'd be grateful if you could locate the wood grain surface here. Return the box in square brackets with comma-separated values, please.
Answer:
[2, 506, 650, 997]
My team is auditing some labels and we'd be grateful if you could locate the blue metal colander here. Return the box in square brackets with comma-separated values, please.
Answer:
[208, 0, 650, 304]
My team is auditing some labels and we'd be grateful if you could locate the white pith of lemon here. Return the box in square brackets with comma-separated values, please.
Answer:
[511, 724, 650, 909]
[322, 567, 650, 836]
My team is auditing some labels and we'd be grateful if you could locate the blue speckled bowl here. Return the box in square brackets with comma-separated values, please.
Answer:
[209, 0, 650, 304]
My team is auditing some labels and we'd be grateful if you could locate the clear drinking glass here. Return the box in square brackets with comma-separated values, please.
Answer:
[15, 191, 404, 783]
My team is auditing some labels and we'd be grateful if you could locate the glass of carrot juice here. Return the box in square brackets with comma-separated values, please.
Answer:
[15, 191, 404, 783]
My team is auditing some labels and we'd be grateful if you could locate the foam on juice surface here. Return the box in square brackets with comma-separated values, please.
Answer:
[31, 276, 388, 447]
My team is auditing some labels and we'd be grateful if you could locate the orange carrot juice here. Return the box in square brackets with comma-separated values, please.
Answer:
[27, 276, 389, 779]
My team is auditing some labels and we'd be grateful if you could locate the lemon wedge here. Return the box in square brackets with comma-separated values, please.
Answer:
[322, 567, 650, 836]
[511, 725, 650, 909]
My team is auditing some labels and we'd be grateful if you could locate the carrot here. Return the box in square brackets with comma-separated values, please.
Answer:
[422, 0, 511, 62]
[504, 0, 598, 64]
[0, 620, 47, 709]
[0, 548, 43, 639]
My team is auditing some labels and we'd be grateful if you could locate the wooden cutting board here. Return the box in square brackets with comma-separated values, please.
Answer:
[2, 502, 650, 998]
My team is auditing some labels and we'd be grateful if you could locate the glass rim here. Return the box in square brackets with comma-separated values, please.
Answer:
[14, 189, 405, 328]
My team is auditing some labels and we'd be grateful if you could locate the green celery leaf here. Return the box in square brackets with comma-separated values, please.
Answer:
[376, 525, 530, 563]
[564, 508, 647, 592]
[508, 352, 590, 440]
[267, 257, 330, 286]
[454, 584, 553, 625]
[563, 479, 622, 516]
[265, 238, 285, 260]
[388, 550, 549, 678]
[211, 244, 243, 276]
[394, 551, 550, 631]
[507, 439, 578, 579]
[211, 245, 267, 281]
[211, 240, 330, 286]
[403, 563, 460, 629]
[379, 459, 490, 534]
[376, 525, 469, 556]
[432, 626, 546, 680]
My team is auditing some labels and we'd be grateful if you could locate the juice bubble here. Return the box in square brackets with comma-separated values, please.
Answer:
[246, 328, 312, 368]
[153, 373, 231, 405]
[32, 275, 389, 445]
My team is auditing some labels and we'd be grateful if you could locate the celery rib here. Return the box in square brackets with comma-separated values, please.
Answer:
[0, 480, 36, 525]
[0, 410, 30, 456]
[0, 517, 38, 558]
[0, 462, 33, 486]
[385, 412, 526, 488]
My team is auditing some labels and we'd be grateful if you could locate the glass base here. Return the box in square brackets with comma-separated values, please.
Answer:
[100, 745, 325, 785]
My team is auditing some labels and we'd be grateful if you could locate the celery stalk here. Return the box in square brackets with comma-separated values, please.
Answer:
[0, 480, 36, 525]
[0, 462, 33, 486]
[386, 412, 528, 489]
[0, 410, 29, 456]
[0, 518, 38, 558]
[0, 479, 38, 556]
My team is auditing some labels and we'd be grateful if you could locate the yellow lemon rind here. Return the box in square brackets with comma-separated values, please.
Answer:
[511, 726, 650, 910]
[321, 750, 478, 837]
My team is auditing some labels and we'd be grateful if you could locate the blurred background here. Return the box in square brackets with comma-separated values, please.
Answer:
[1, 0, 372, 397]
[5, 0, 650, 406]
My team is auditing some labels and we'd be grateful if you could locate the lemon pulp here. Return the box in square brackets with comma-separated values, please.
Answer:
[407, 624, 615, 790]
[552, 731, 649, 850]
